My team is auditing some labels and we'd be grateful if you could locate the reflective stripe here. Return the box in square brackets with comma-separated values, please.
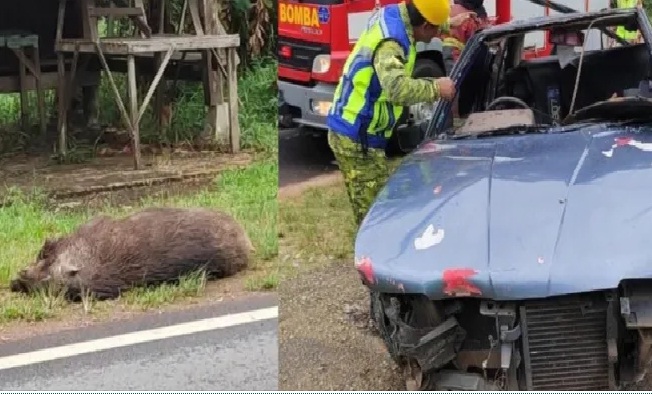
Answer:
[442, 36, 465, 50]
[615, 0, 639, 41]
[327, 3, 416, 147]
[616, 25, 639, 40]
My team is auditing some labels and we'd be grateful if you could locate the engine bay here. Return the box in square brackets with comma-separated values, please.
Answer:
[371, 285, 652, 391]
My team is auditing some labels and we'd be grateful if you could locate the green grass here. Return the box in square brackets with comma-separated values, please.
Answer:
[278, 181, 356, 280]
[0, 158, 277, 322]
[95, 58, 278, 153]
[0, 59, 278, 323]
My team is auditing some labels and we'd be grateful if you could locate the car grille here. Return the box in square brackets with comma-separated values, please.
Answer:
[520, 293, 611, 390]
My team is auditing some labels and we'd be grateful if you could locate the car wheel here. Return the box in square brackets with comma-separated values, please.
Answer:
[386, 58, 445, 157]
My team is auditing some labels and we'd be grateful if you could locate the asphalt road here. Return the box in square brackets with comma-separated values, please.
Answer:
[0, 294, 278, 391]
[279, 127, 337, 188]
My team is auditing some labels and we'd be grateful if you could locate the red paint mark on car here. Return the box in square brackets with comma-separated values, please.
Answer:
[442, 268, 481, 296]
[615, 136, 633, 146]
[434, 185, 442, 195]
[417, 142, 438, 154]
[355, 256, 375, 285]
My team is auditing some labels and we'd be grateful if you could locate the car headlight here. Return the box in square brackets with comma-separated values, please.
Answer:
[311, 100, 332, 116]
[312, 54, 331, 74]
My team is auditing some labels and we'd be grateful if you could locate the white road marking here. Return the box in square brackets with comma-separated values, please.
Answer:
[414, 224, 445, 250]
[0, 305, 278, 371]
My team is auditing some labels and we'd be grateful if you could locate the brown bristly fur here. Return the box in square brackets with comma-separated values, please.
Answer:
[10, 207, 254, 301]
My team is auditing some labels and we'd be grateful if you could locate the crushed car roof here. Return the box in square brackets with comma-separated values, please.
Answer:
[479, 7, 641, 42]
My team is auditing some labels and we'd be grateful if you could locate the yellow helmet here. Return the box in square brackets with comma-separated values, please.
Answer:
[410, 0, 450, 26]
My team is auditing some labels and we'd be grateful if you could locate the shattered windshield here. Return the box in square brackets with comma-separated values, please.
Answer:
[434, 9, 651, 139]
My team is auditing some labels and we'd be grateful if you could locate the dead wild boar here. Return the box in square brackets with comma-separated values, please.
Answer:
[9, 207, 254, 300]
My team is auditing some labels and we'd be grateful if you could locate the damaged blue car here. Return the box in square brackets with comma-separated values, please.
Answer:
[355, 6, 652, 391]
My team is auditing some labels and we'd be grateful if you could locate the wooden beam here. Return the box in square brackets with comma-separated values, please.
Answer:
[107, 1, 116, 37]
[57, 53, 67, 156]
[88, 7, 144, 17]
[80, 0, 98, 41]
[137, 46, 173, 124]
[227, 47, 240, 153]
[93, 41, 132, 133]
[57, 35, 240, 54]
[132, 0, 152, 38]
[56, 0, 66, 42]
[17, 48, 29, 132]
[32, 46, 46, 138]
[178, 0, 188, 34]
[109, 0, 152, 38]
[158, 0, 166, 35]
[10, 49, 40, 79]
[189, 0, 204, 35]
[127, 54, 142, 170]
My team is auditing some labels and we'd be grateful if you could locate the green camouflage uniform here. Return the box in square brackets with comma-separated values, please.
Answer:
[329, 2, 448, 226]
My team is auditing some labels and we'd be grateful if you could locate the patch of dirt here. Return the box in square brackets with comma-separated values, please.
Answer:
[278, 172, 342, 200]
[0, 150, 252, 200]
[50, 177, 214, 212]
[278, 260, 403, 390]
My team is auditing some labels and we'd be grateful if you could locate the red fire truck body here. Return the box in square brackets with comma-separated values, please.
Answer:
[277, 0, 600, 131]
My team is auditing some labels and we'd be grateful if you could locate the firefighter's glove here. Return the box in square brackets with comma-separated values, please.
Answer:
[435, 77, 456, 101]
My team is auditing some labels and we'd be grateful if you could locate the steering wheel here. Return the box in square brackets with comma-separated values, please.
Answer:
[486, 96, 531, 111]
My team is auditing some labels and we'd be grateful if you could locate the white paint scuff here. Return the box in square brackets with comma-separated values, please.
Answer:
[603, 137, 652, 158]
[414, 224, 445, 250]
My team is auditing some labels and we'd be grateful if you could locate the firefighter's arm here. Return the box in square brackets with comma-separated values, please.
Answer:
[372, 40, 440, 106]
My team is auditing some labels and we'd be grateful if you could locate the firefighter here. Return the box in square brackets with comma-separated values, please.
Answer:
[326, 0, 475, 227]
[442, 0, 488, 119]
[443, 0, 489, 67]
[611, 0, 643, 45]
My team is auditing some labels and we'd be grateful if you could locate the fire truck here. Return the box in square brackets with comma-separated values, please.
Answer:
[277, 0, 611, 146]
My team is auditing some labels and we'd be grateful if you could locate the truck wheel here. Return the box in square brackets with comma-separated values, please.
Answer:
[386, 58, 445, 156]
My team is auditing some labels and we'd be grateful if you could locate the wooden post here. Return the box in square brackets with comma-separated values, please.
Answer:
[158, 0, 166, 34]
[107, 1, 115, 37]
[189, 0, 204, 35]
[127, 54, 141, 170]
[57, 53, 67, 155]
[33, 45, 47, 138]
[153, 0, 167, 133]
[227, 47, 239, 153]
[200, 0, 227, 144]
[17, 47, 29, 132]
[80, 0, 98, 41]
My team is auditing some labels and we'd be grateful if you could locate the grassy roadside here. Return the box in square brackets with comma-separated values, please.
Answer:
[278, 155, 404, 280]
[0, 60, 278, 323]
[278, 179, 355, 280]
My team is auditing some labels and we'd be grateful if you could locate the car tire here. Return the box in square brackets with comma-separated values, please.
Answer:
[386, 58, 446, 157]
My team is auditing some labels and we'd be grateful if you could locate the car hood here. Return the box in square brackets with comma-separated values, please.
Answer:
[355, 125, 652, 300]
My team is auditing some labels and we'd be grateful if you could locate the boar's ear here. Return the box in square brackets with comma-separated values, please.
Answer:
[38, 237, 61, 259]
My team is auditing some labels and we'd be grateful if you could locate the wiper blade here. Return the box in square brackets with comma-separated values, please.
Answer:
[449, 125, 546, 139]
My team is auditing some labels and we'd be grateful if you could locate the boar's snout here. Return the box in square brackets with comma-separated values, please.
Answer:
[9, 278, 27, 293]
[10, 269, 36, 293]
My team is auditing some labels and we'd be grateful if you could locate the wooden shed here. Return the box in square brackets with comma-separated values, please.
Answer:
[0, 0, 241, 170]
